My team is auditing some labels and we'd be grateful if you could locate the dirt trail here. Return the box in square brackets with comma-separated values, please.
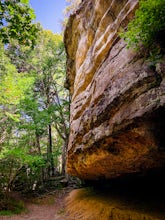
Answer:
[0, 190, 70, 220]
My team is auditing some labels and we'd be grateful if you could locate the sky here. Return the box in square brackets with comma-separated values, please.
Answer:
[29, 0, 68, 34]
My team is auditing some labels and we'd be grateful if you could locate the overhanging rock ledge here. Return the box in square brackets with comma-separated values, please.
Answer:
[64, 0, 165, 180]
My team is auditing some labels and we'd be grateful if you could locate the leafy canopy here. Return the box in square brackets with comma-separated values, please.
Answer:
[0, 0, 39, 46]
[0, 42, 34, 106]
[1, 29, 69, 182]
[120, 0, 165, 50]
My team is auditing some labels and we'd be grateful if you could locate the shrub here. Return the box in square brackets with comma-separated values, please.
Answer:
[0, 195, 25, 215]
[120, 0, 165, 51]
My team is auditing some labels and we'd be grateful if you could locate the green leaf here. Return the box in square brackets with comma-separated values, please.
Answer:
[5, 112, 20, 122]
[20, 0, 29, 5]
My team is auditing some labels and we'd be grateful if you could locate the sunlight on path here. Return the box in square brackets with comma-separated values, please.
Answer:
[0, 192, 69, 220]
[0, 205, 64, 220]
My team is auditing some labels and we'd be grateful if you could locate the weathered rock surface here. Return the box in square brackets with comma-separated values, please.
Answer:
[64, 0, 165, 180]
[66, 186, 165, 220]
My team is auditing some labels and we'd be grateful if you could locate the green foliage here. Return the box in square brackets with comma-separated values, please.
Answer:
[0, 210, 13, 216]
[0, 42, 34, 105]
[0, 147, 45, 167]
[0, 28, 69, 195]
[120, 0, 165, 50]
[0, 0, 39, 46]
[0, 72, 34, 105]
[20, 96, 51, 136]
[0, 196, 25, 215]
[0, 146, 45, 193]
[30, 30, 69, 174]
[0, 42, 35, 147]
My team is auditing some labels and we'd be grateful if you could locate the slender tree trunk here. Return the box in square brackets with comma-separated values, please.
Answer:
[35, 132, 41, 155]
[61, 139, 68, 175]
[35, 132, 45, 182]
[61, 144, 66, 175]
[47, 124, 54, 177]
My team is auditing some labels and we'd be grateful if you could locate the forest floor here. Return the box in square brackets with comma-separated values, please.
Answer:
[1, 185, 164, 220]
[0, 188, 71, 220]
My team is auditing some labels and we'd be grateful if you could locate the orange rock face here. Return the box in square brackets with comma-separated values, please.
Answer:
[64, 0, 165, 180]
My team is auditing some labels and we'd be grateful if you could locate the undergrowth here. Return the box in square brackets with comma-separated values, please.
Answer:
[0, 194, 25, 216]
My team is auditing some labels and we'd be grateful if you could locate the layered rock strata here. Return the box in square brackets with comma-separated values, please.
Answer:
[64, 0, 165, 180]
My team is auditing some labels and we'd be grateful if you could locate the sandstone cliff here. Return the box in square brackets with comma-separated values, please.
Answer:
[64, 0, 165, 180]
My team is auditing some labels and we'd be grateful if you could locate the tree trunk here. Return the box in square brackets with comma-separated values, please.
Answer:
[47, 124, 54, 177]
[35, 132, 45, 182]
[35, 132, 41, 155]
[61, 139, 68, 175]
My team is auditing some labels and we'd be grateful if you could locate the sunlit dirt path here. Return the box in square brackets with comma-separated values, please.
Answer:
[0, 190, 70, 220]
